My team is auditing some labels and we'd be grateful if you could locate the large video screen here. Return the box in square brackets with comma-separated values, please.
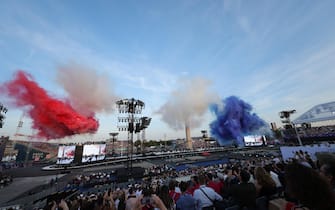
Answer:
[82, 144, 106, 163]
[244, 135, 266, 146]
[56, 145, 76, 164]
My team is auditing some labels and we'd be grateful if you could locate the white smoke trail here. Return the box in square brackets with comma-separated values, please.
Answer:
[157, 77, 219, 130]
[56, 63, 119, 116]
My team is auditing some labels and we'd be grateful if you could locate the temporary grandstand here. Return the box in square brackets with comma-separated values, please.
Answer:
[282, 101, 335, 144]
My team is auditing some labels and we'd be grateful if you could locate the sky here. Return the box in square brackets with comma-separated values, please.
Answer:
[0, 0, 335, 143]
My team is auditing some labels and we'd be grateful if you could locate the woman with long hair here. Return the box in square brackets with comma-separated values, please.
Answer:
[158, 185, 175, 210]
[285, 163, 335, 210]
[254, 166, 277, 198]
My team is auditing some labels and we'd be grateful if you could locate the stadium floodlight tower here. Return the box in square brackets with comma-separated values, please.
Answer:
[138, 116, 151, 153]
[201, 130, 208, 148]
[279, 110, 302, 146]
[116, 98, 145, 180]
[109, 132, 119, 156]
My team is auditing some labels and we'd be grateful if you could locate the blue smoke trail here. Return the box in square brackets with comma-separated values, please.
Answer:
[210, 96, 268, 146]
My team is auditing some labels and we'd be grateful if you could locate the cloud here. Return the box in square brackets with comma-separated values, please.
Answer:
[0, 4, 179, 96]
[2, 0, 335, 140]
[241, 43, 335, 124]
[118, 65, 178, 93]
[237, 16, 252, 35]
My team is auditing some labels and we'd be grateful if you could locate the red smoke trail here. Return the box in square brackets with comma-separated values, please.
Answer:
[2, 70, 99, 139]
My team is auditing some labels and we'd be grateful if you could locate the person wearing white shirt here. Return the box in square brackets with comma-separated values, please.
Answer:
[264, 164, 283, 188]
[270, 171, 282, 188]
[193, 174, 222, 210]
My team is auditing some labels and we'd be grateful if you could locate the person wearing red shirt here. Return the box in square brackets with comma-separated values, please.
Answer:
[206, 173, 222, 194]
[168, 180, 181, 202]
[188, 175, 200, 195]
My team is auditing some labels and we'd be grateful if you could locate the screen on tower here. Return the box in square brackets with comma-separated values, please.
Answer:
[81, 144, 106, 163]
[243, 135, 266, 146]
[56, 145, 76, 164]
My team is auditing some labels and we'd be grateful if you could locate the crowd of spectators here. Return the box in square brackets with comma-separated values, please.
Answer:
[64, 172, 117, 190]
[1, 162, 25, 170]
[2, 148, 335, 210]
[283, 125, 335, 140]
[30, 150, 334, 210]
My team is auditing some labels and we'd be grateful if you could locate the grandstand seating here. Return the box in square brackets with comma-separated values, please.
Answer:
[282, 125, 335, 143]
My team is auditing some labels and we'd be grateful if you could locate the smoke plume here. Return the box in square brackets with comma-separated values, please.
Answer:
[56, 63, 119, 116]
[1, 70, 99, 139]
[210, 96, 268, 146]
[158, 77, 218, 130]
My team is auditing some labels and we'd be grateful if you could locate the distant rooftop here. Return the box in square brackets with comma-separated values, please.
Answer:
[293, 101, 335, 124]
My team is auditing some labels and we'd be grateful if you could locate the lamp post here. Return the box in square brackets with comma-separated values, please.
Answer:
[279, 110, 302, 146]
